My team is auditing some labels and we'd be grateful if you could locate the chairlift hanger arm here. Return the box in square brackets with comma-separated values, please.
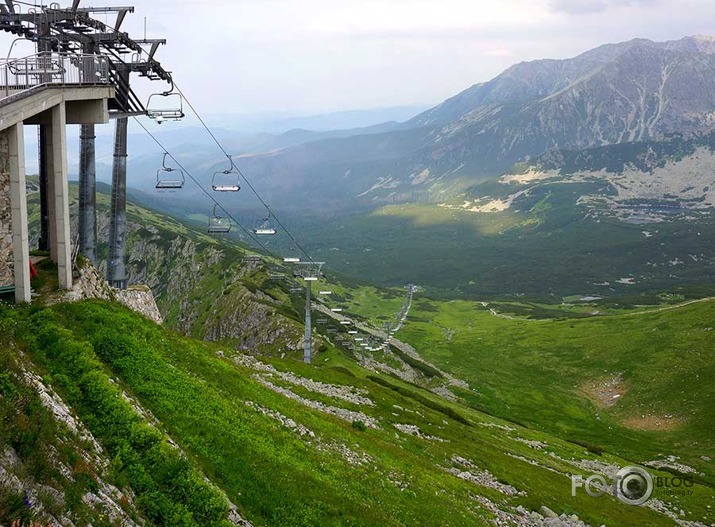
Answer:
[74, 6, 135, 12]
[0, 5, 173, 85]
[136, 38, 165, 62]
[74, 5, 133, 31]
[41, 6, 174, 84]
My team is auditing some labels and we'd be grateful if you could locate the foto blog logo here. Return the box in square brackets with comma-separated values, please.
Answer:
[571, 465, 694, 505]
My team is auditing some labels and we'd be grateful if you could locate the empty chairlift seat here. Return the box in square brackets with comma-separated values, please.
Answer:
[6, 53, 65, 79]
[155, 153, 185, 190]
[147, 91, 185, 123]
[207, 205, 231, 234]
[253, 215, 276, 235]
[212, 169, 241, 192]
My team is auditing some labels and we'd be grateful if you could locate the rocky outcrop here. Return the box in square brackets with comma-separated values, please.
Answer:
[100, 218, 304, 352]
[61, 259, 115, 302]
[116, 285, 163, 325]
[0, 367, 143, 527]
[54, 260, 163, 324]
[200, 284, 304, 353]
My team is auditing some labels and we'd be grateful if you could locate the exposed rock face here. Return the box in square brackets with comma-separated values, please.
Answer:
[403, 38, 715, 180]
[109, 220, 303, 352]
[0, 368, 143, 527]
[61, 258, 115, 302]
[116, 285, 164, 325]
[200, 284, 303, 352]
[42, 194, 303, 352]
[56, 260, 163, 324]
[0, 129, 12, 287]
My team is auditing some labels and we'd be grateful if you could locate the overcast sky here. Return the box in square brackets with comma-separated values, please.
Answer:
[6, 0, 715, 117]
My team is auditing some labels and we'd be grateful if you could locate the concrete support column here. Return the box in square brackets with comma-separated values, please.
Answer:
[50, 103, 72, 290]
[107, 117, 128, 289]
[44, 123, 58, 262]
[78, 124, 97, 264]
[38, 125, 50, 252]
[8, 124, 30, 304]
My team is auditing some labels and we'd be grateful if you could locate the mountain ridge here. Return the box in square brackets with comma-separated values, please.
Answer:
[121, 35, 715, 216]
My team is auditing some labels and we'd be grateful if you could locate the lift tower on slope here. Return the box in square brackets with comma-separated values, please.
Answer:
[293, 261, 325, 364]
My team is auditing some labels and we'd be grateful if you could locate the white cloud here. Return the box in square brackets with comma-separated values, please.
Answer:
[3, 0, 715, 115]
[548, 0, 660, 14]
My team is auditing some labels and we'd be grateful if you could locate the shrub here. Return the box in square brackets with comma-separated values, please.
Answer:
[351, 420, 367, 432]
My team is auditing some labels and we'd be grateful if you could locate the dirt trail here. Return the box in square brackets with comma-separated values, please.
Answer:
[619, 296, 715, 317]
[484, 297, 715, 321]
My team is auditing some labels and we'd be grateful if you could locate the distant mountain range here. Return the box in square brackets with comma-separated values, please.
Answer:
[147, 35, 715, 213]
[103, 35, 715, 227]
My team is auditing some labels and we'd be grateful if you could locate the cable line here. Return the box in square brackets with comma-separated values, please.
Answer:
[170, 80, 316, 264]
[132, 117, 275, 257]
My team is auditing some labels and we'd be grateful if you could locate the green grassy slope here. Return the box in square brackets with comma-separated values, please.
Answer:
[393, 296, 715, 484]
[3, 301, 713, 526]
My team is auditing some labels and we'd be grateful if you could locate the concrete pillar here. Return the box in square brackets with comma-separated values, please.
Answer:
[38, 125, 50, 252]
[50, 104, 72, 290]
[78, 124, 97, 264]
[8, 124, 30, 304]
[44, 123, 58, 262]
[107, 117, 128, 289]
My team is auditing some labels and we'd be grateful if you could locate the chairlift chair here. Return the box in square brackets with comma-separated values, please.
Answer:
[147, 91, 185, 123]
[212, 169, 241, 192]
[155, 153, 185, 190]
[207, 205, 231, 234]
[6, 53, 65, 78]
[282, 245, 300, 263]
[254, 215, 276, 236]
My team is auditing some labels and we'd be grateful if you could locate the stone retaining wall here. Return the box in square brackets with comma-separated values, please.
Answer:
[0, 129, 12, 287]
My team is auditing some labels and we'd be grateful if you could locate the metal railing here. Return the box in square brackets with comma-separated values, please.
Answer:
[0, 52, 110, 99]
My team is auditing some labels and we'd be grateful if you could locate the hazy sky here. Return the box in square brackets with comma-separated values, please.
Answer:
[6, 0, 715, 116]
